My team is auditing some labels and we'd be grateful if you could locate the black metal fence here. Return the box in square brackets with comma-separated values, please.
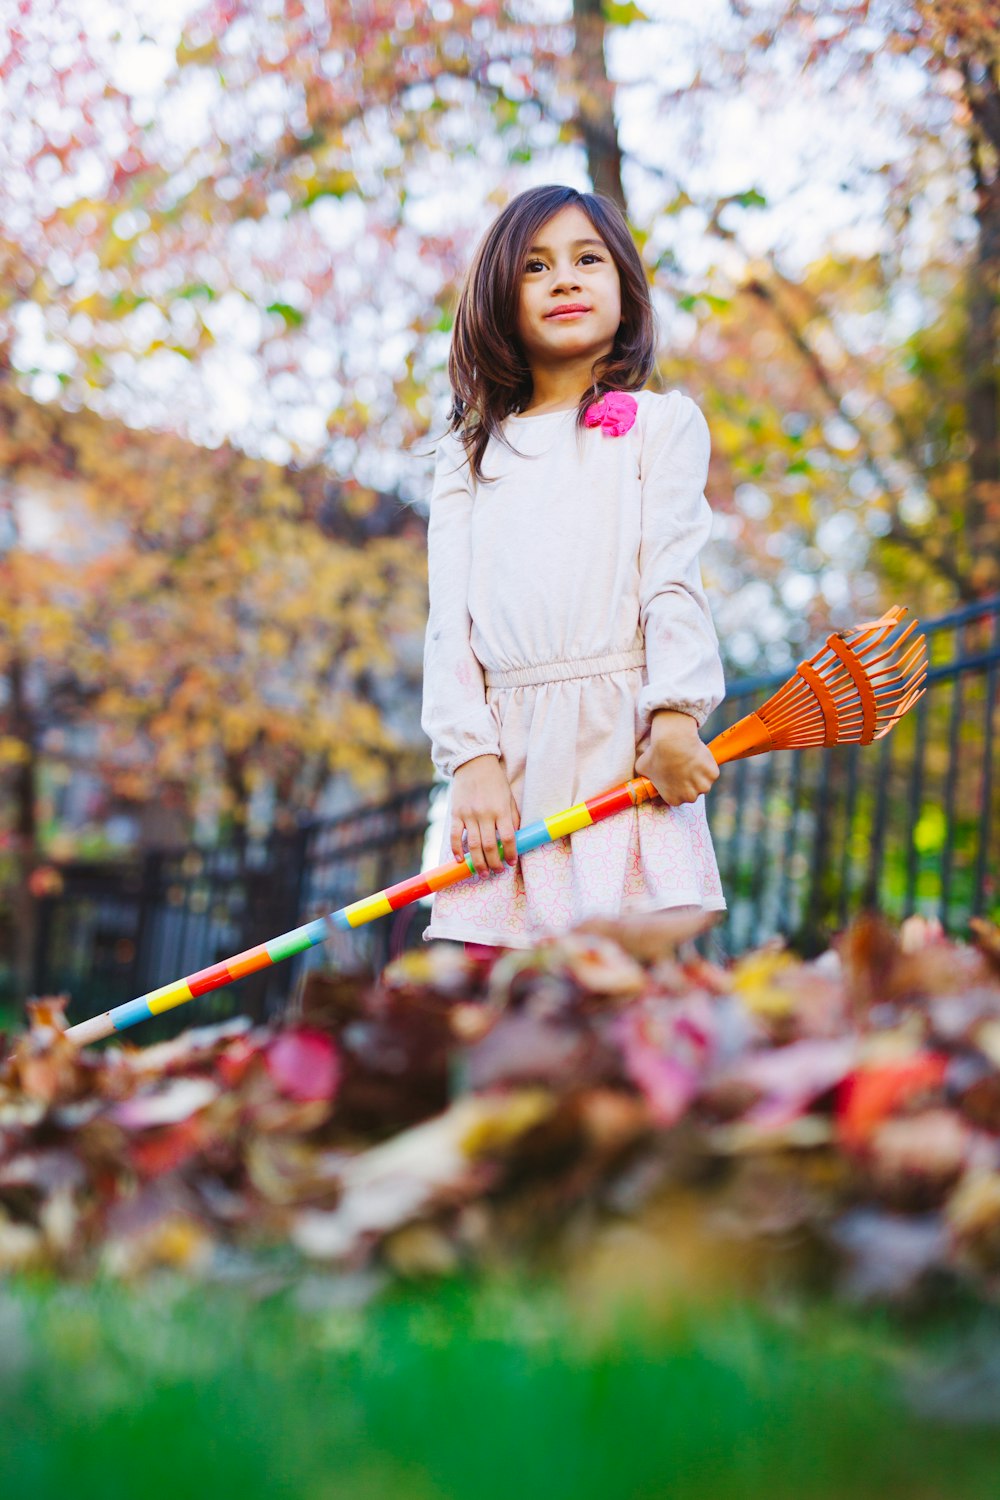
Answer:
[33, 787, 436, 1027]
[33, 834, 307, 1023]
[33, 596, 999, 1023]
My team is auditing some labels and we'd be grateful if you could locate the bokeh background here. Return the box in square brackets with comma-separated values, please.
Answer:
[0, 0, 997, 1012]
[2, 8, 1000, 1495]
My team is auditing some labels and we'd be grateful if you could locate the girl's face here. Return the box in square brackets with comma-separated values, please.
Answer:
[515, 204, 622, 374]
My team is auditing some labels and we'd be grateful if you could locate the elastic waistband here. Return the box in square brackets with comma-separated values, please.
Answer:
[483, 646, 646, 690]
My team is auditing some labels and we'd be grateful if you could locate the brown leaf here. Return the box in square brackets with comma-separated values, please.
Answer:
[571, 908, 716, 967]
[837, 912, 901, 1016]
[866, 1110, 970, 1208]
[970, 918, 1000, 980]
[464, 1012, 608, 1093]
[948, 1171, 1000, 1273]
[551, 931, 648, 998]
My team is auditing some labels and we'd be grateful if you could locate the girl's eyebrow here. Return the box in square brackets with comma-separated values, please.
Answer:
[526, 238, 607, 253]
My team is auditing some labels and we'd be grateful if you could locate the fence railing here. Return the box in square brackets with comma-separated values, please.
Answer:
[33, 595, 999, 1022]
[33, 785, 435, 1027]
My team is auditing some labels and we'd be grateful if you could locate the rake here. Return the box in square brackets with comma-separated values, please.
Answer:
[66, 606, 926, 1046]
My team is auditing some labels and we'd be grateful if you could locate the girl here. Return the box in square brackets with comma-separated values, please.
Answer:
[420, 184, 725, 956]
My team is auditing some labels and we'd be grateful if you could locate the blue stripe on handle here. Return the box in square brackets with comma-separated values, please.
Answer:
[514, 819, 552, 854]
[111, 996, 155, 1032]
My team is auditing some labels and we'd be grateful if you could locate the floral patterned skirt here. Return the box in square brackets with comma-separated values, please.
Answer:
[424, 793, 725, 950]
[423, 655, 726, 950]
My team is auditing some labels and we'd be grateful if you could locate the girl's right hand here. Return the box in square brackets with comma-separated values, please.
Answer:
[450, 754, 520, 876]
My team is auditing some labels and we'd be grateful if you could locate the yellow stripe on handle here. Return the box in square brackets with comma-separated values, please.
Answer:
[343, 892, 394, 928]
[146, 981, 195, 1017]
[545, 803, 594, 840]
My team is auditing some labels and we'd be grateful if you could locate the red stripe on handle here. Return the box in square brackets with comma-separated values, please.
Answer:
[386, 872, 434, 909]
[585, 785, 639, 820]
[188, 962, 236, 998]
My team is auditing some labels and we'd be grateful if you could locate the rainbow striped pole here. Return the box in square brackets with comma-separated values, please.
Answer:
[65, 775, 662, 1046]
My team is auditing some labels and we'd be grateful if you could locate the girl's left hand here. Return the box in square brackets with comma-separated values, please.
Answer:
[634, 710, 720, 806]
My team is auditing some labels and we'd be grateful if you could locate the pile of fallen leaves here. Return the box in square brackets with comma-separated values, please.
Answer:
[3, 909, 1000, 1298]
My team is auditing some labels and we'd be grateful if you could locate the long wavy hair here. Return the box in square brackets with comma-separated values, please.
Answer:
[445, 185, 658, 484]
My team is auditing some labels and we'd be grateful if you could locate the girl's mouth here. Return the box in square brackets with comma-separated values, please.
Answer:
[545, 307, 590, 320]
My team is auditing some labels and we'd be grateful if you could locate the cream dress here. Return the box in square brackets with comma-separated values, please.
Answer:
[419, 388, 726, 949]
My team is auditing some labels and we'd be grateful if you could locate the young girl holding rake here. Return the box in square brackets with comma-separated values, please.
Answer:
[420, 184, 726, 956]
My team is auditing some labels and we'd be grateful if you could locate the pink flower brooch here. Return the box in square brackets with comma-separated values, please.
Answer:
[584, 390, 638, 437]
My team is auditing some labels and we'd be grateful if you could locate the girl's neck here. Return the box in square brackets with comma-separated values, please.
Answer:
[518, 384, 592, 416]
[517, 398, 581, 415]
[519, 363, 596, 416]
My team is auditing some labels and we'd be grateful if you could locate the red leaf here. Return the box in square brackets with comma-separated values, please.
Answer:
[128, 1117, 206, 1179]
[264, 1030, 340, 1103]
[837, 1053, 949, 1150]
[217, 1034, 264, 1088]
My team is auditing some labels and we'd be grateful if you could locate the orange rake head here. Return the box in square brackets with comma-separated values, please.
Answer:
[707, 605, 928, 766]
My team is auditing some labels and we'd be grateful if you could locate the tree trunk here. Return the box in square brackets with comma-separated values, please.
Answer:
[961, 54, 1000, 595]
[223, 749, 251, 841]
[572, 0, 626, 207]
[8, 654, 38, 1000]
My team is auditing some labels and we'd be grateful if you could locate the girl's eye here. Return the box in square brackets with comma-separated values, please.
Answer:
[524, 253, 603, 273]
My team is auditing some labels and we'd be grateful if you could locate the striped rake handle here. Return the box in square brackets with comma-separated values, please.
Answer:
[65, 774, 664, 1045]
[64, 604, 925, 1046]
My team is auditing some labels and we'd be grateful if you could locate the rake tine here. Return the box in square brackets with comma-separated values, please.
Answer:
[897, 673, 928, 706]
[898, 637, 928, 672]
[871, 672, 921, 699]
[844, 611, 906, 653]
[874, 686, 916, 708]
[877, 657, 927, 693]
[849, 621, 898, 656]
[870, 653, 923, 683]
[848, 606, 908, 634]
[853, 622, 919, 669]
[876, 668, 926, 704]
[900, 671, 928, 697]
[856, 607, 913, 639]
[880, 677, 927, 720]
[856, 623, 923, 672]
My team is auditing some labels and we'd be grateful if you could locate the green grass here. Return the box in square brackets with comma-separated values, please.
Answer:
[2, 1273, 999, 1500]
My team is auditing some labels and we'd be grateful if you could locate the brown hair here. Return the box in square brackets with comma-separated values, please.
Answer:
[445, 185, 657, 484]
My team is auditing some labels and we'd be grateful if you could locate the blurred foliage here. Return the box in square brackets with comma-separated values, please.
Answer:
[698, 0, 1000, 643]
[0, 360, 429, 827]
[6, 909, 1000, 1301]
[677, 255, 988, 665]
[0, 2, 994, 651]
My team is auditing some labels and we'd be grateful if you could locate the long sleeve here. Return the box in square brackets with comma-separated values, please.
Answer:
[636, 394, 725, 732]
[420, 431, 502, 779]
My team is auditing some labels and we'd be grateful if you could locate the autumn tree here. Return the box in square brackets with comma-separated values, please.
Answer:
[6, 2, 995, 598]
[72, 0, 996, 609]
[709, 0, 1000, 602]
[0, 347, 429, 991]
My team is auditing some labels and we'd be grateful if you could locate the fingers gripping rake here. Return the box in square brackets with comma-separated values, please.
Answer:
[66, 607, 926, 1046]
